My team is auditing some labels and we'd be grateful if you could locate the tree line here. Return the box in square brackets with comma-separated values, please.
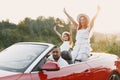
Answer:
[0, 16, 120, 56]
[0, 16, 73, 50]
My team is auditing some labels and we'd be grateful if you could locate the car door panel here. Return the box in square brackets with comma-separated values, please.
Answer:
[31, 62, 92, 80]
[86, 58, 110, 80]
[18, 73, 32, 80]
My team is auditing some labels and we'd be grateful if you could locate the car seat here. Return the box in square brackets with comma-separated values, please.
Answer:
[61, 51, 73, 64]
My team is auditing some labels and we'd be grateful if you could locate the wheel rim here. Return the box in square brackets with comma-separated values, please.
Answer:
[109, 74, 120, 80]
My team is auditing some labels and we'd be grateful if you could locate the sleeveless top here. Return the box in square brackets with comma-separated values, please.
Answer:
[75, 28, 92, 51]
[60, 41, 70, 51]
[75, 28, 90, 44]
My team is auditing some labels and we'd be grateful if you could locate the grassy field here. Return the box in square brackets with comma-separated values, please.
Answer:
[91, 33, 120, 57]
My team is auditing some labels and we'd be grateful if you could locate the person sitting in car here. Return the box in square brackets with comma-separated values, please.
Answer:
[47, 46, 68, 67]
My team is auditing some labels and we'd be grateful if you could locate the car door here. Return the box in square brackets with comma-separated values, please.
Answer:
[86, 54, 110, 80]
[17, 73, 32, 80]
[30, 62, 93, 80]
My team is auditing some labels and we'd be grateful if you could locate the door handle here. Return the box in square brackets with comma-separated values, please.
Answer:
[84, 69, 91, 73]
[84, 69, 91, 76]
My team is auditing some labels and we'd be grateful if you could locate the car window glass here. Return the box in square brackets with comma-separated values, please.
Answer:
[32, 51, 52, 71]
[0, 44, 48, 72]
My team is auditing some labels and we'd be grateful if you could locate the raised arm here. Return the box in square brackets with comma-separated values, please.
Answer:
[54, 26, 63, 41]
[69, 24, 73, 48]
[89, 6, 100, 32]
[63, 8, 78, 27]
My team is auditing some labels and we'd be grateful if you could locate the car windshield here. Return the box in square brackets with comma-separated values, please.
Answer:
[0, 43, 48, 72]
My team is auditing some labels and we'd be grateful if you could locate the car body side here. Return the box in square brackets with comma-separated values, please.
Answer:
[0, 42, 120, 80]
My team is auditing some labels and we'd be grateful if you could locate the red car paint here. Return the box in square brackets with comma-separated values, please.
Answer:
[0, 53, 120, 80]
[0, 42, 120, 80]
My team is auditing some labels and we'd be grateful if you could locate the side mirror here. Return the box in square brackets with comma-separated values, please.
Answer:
[41, 61, 60, 71]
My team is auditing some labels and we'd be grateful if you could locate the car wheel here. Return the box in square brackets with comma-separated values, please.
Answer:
[109, 72, 120, 80]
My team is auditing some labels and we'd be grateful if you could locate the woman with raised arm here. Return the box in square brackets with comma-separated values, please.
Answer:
[54, 24, 73, 52]
[64, 6, 100, 62]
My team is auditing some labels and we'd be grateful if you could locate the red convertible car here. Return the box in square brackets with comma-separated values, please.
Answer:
[0, 42, 120, 80]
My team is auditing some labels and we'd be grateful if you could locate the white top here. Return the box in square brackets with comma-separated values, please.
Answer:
[75, 28, 92, 51]
[71, 28, 92, 61]
[76, 28, 90, 44]
[60, 41, 70, 51]
[48, 55, 68, 67]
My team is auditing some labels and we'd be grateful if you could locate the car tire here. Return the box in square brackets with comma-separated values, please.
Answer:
[109, 72, 120, 80]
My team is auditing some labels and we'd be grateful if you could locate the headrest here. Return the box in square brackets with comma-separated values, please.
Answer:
[61, 51, 72, 60]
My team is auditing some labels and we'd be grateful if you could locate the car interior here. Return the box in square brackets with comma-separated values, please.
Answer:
[61, 51, 73, 64]
[32, 50, 93, 72]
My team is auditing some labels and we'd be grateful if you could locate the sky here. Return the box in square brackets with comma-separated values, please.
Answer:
[0, 0, 120, 34]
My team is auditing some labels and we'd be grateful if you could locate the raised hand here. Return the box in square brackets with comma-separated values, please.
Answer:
[63, 8, 67, 14]
[63, 8, 78, 27]
[97, 5, 101, 12]
[89, 5, 101, 32]
[54, 26, 57, 31]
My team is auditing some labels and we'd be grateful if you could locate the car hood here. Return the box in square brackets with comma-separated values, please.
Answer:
[0, 70, 21, 78]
